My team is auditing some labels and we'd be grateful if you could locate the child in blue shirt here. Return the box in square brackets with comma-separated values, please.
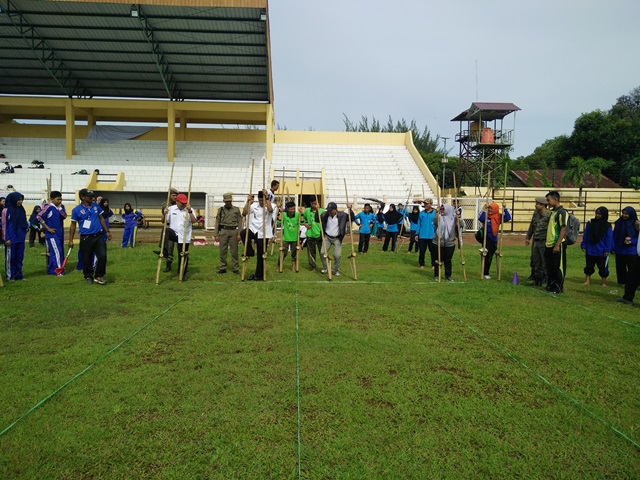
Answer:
[354, 203, 376, 253]
[121, 202, 142, 248]
[38, 191, 68, 275]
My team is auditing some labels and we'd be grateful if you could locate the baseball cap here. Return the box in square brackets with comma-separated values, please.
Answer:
[79, 188, 95, 198]
[223, 192, 233, 201]
[327, 202, 338, 211]
[176, 193, 188, 203]
[535, 197, 547, 205]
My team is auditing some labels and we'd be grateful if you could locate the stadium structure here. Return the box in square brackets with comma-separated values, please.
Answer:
[0, 0, 438, 227]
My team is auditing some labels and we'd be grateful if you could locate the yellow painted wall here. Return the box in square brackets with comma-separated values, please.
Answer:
[275, 130, 406, 145]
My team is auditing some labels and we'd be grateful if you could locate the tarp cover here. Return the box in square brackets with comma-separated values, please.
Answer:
[86, 126, 155, 143]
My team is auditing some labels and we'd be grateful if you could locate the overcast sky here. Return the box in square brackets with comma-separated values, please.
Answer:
[268, 0, 640, 158]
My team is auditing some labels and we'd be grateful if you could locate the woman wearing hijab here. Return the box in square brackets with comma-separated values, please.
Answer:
[0, 196, 5, 243]
[382, 204, 403, 252]
[613, 206, 638, 284]
[2, 191, 29, 281]
[580, 206, 614, 286]
[477, 201, 511, 279]
[433, 204, 463, 281]
[407, 205, 420, 253]
[28, 205, 44, 247]
[354, 203, 375, 253]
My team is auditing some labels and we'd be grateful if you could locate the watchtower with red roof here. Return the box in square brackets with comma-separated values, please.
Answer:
[451, 102, 520, 190]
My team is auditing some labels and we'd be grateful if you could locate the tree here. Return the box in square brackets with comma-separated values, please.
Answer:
[343, 114, 440, 156]
[562, 156, 612, 206]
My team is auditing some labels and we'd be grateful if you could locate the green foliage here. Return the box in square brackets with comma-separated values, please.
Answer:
[343, 114, 440, 155]
[521, 85, 640, 185]
[562, 156, 613, 205]
[628, 176, 640, 190]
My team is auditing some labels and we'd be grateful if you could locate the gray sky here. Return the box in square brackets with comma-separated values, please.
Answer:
[269, 0, 640, 158]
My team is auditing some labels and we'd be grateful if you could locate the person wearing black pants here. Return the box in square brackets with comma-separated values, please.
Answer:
[544, 191, 567, 294]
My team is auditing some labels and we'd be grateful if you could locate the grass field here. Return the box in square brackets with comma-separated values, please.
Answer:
[1, 235, 639, 479]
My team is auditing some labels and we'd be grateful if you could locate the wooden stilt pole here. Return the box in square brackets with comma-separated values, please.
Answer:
[344, 178, 357, 280]
[278, 167, 286, 272]
[453, 173, 467, 283]
[155, 162, 175, 285]
[395, 184, 413, 252]
[295, 175, 304, 273]
[313, 184, 331, 280]
[436, 176, 442, 282]
[262, 159, 267, 281]
[497, 165, 508, 281]
[480, 171, 491, 279]
[179, 164, 193, 282]
[241, 160, 255, 281]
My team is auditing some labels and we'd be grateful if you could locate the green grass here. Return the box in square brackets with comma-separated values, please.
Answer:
[1, 238, 640, 478]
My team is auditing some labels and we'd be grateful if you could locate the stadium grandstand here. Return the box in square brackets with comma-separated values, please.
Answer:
[0, 0, 437, 227]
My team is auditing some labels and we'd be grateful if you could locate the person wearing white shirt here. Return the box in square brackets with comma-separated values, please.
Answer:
[167, 193, 196, 281]
[243, 189, 276, 281]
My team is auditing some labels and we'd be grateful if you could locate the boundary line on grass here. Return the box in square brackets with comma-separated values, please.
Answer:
[0, 293, 192, 439]
[431, 301, 640, 451]
[295, 290, 302, 480]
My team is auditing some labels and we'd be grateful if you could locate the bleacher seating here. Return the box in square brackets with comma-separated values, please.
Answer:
[1, 137, 434, 210]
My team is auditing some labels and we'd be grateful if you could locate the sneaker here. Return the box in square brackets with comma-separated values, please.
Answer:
[445, 276, 454, 282]
[333, 271, 341, 277]
[616, 297, 633, 305]
[419, 266, 425, 270]
[153, 250, 161, 256]
[94, 277, 107, 285]
[233, 270, 240, 274]
[218, 269, 227, 274]
[433, 276, 438, 282]
[483, 275, 491, 279]
[85, 277, 93, 285]
[321, 269, 327, 274]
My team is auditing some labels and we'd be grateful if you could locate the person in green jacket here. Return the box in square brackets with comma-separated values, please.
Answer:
[280, 201, 301, 269]
[303, 198, 325, 272]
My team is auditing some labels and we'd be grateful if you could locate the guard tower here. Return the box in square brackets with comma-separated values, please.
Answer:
[451, 102, 520, 191]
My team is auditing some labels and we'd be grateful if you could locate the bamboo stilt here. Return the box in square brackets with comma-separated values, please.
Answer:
[241, 160, 255, 281]
[436, 176, 442, 283]
[344, 178, 357, 280]
[453, 173, 467, 283]
[313, 184, 331, 280]
[395, 184, 412, 252]
[262, 159, 267, 281]
[178, 164, 193, 282]
[155, 162, 175, 285]
[497, 165, 508, 281]
[480, 171, 491, 279]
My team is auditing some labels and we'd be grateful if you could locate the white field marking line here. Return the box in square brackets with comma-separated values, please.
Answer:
[419, 291, 640, 451]
[0, 293, 195, 438]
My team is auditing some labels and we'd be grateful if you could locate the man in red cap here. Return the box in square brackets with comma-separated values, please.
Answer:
[166, 193, 197, 280]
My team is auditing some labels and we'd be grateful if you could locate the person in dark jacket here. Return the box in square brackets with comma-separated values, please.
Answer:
[2, 191, 29, 281]
[320, 202, 351, 276]
[613, 206, 638, 284]
[581, 207, 614, 286]
[28, 205, 45, 247]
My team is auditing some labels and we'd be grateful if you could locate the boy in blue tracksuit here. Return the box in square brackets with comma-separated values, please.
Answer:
[2, 191, 29, 281]
[38, 191, 67, 275]
[354, 203, 376, 253]
[415, 200, 437, 269]
[121, 202, 142, 248]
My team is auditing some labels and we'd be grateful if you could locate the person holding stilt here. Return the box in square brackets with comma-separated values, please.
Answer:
[157, 188, 178, 272]
[354, 203, 375, 253]
[415, 199, 437, 270]
[38, 191, 67, 276]
[244, 189, 275, 281]
[478, 201, 511, 279]
[279, 201, 301, 270]
[433, 204, 462, 282]
[382, 204, 402, 252]
[319, 202, 350, 277]
[167, 193, 196, 281]
[581, 206, 613, 287]
[406, 205, 420, 253]
[303, 198, 324, 271]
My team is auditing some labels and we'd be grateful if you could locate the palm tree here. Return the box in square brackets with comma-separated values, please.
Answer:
[562, 156, 612, 206]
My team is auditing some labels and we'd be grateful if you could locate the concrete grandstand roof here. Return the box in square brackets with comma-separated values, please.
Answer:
[451, 102, 520, 122]
[0, 0, 271, 102]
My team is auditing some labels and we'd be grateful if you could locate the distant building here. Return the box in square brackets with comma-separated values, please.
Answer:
[510, 170, 621, 189]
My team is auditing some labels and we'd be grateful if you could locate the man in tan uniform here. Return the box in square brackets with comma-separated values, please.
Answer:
[214, 192, 242, 274]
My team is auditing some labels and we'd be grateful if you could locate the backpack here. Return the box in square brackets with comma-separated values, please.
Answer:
[564, 212, 580, 245]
